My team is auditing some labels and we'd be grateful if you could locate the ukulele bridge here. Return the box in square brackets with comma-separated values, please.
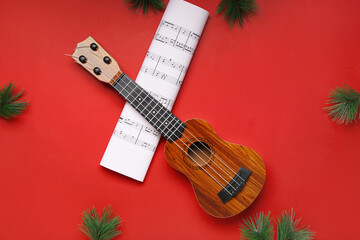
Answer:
[217, 167, 252, 204]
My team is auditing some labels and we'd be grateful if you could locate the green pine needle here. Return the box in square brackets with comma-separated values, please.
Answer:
[0, 82, 29, 119]
[125, 0, 164, 14]
[216, 0, 258, 28]
[240, 211, 274, 240]
[80, 205, 122, 240]
[277, 209, 314, 240]
[325, 84, 360, 125]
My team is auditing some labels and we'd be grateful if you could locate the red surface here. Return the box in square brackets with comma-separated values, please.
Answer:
[1, 0, 360, 239]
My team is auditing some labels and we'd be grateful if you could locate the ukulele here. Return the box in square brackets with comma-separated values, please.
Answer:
[71, 36, 266, 218]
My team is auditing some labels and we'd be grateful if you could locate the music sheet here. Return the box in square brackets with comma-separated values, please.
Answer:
[100, 0, 209, 181]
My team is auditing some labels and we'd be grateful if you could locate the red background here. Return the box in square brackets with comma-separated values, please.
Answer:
[1, 0, 360, 239]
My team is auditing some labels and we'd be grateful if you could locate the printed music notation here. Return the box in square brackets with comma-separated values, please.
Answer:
[113, 129, 156, 152]
[160, 21, 200, 41]
[146, 51, 187, 73]
[113, 117, 159, 152]
[140, 51, 187, 87]
[154, 33, 196, 54]
[109, 20, 201, 155]
[101, 0, 208, 181]
[113, 92, 174, 152]
[154, 20, 200, 55]
[140, 65, 182, 87]
[148, 90, 175, 109]
[118, 117, 160, 138]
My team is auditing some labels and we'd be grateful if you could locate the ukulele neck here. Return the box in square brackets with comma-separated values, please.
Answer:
[111, 73, 186, 143]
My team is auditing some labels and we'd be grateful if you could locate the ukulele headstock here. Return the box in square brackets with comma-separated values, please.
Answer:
[71, 36, 122, 84]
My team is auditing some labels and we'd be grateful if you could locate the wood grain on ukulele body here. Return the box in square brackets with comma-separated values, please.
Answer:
[165, 119, 265, 217]
[71, 36, 266, 218]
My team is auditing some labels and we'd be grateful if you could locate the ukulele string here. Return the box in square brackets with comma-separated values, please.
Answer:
[71, 52, 245, 186]
[96, 69, 234, 194]
[74, 51, 241, 193]
[94, 61, 245, 188]
[126, 80, 244, 188]
[101, 48, 246, 183]
[79, 56, 235, 193]
[108, 56, 246, 184]
[181, 128, 245, 182]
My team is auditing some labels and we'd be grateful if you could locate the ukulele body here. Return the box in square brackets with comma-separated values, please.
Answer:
[164, 119, 266, 218]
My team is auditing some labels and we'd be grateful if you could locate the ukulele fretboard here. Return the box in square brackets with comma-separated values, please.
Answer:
[112, 73, 186, 143]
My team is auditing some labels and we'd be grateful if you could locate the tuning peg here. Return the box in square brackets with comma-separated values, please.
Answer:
[93, 67, 101, 75]
[90, 43, 98, 51]
[71, 36, 122, 84]
[103, 56, 111, 64]
[79, 55, 87, 64]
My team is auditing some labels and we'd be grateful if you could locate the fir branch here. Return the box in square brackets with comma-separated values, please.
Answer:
[216, 0, 258, 28]
[277, 209, 314, 240]
[240, 211, 274, 240]
[0, 82, 29, 119]
[80, 205, 122, 240]
[325, 84, 360, 125]
[125, 0, 164, 14]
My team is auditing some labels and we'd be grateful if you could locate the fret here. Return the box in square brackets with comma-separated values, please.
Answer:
[146, 104, 163, 123]
[143, 96, 160, 120]
[166, 119, 183, 138]
[156, 112, 173, 130]
[141, 94, 154, 117]
[137, 101, 146, 113]
[129, 85, 143, 103]
[112, 73, 185, 142]
[149, 107, 167, 128]
[160, 117, 177, 137]
[114, 76, 133, 98]
[143, 93, 154, 105]
[141, 107, 150, 117]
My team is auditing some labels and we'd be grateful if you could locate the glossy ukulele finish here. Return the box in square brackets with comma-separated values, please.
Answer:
[71, 36, 266, 218]
[164, 119, 265, 217]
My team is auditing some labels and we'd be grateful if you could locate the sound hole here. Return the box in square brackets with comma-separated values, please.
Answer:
[187, 141, 212, 166]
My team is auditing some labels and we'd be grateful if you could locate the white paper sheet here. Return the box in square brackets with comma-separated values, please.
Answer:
[100, 0, 209, 182]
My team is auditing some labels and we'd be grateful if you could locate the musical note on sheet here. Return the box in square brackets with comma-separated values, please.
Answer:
[140, 51, 187, 87]
[146, 51, 187, 72]
[147, 90, 175, 109]
[154, 20, 200, 55]
[118, 117, 161, 137]
[100, 0, 209, 182]
[113, 129, 156, 152]
[140, 65, 181, 86]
